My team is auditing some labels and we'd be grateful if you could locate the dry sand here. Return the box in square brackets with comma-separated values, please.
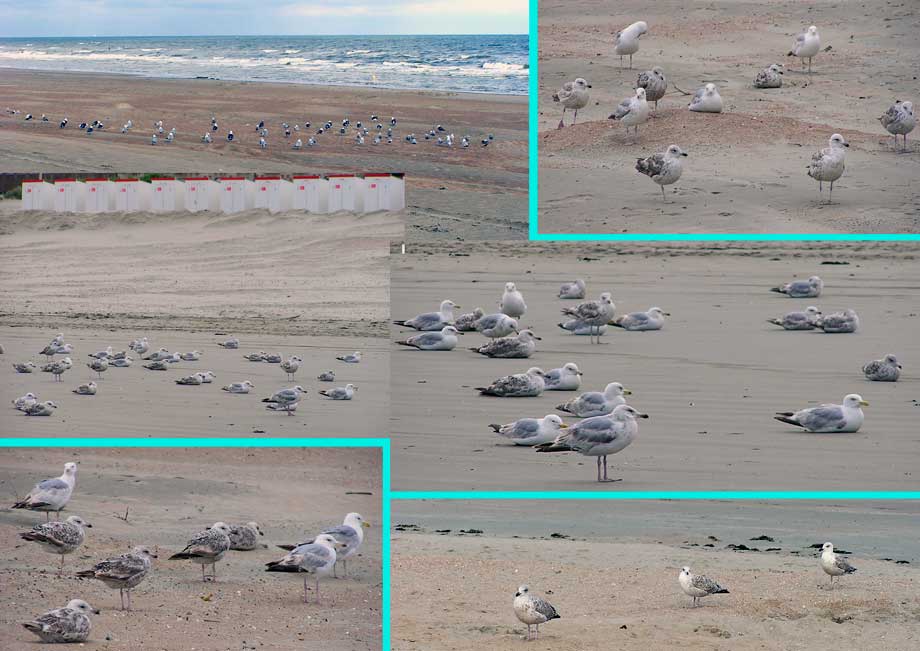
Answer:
[0, 447, 382, 650]
[390, 241, 920, 490]
[0, 69, 528, 242]
[537, 0, 920, 233]
[0, 209, 398, 437]
[392, 500, 920, 651]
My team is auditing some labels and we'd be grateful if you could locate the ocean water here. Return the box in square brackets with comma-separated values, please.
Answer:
[0, 34, 528, 95]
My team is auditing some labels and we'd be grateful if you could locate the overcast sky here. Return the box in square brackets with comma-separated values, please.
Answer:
[0, 0, 528, 37]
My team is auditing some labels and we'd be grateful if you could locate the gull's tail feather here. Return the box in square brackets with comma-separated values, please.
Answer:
[773, 415, 801, 427]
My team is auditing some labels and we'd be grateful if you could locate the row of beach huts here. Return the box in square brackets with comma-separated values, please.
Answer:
[20, 173, 406, 214]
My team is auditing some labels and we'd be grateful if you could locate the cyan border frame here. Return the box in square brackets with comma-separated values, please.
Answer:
[0, 437, 392, 650]
[525, 0, 920, 242]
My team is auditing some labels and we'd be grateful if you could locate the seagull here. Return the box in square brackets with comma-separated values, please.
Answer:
[553, 77, 591, 128]
[544, 362, 583, 391]
[559, 278, 586, 298]
[13, 392, 39, 410]
[88, 346, 113, 360]
[317, 370, 335, 382]
[22, 599, 99, 644]
[175, 373, 207, 385]
[168, 522, 232, 581]
[771, 275, 823, 298]
[614, 21, 648, 68]
[473, 313, 519, 339]
[265, 534, 346, 603]
[217, 337, 240, 349]
[767, 306, 822, 330]
[86, 358, 108, 379]
[262, 386, 307, 415]
[280, 355, 303, 380]
[636, 145, 687, 201]
[470, 330, 540, 358]
[12, 462, 77, 520]
[754, 63, 784, 88]
[12, 361, 36, 373]
[454, 307, 485, 331]
[862, 354, 901, 382]
[609, 88, 650, 139]
[679, 567, 729, 607]
[561, 292, 615, 343]
[222, 380, 255, 394]
[788, 25, 821, 74]
[688, 83, 723, 113]
[476, 367, 546, 397]
[611, 306, 670, 331]
[72, 381, 97, 395]
[818, 308, 859, 333]
[491, 414, 568, 446]
[878, 100, 915, 152]
[556, 381, 630, 417]
[807, 133, 849, 203]
[20, 515, 91, 574]
[393, 300, 460, 331]
[228, 522, 265, 551]
[24, 400, 59, 416]
[637, 66, 667, 109]
[319, 383, 357, 400]
[820, 542, 857, 587]
[774, 393, 868, 432]
[337, 351, 361, 363]
[513, 585, 560, 640]
[76, 546, 157, 611]
[499, 282, 527, 318]
[180, 350, 202, 361]
[396, 326, 461, 351]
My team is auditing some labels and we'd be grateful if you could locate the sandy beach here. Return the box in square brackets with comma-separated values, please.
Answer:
[392, 500, 920, 650]
[0, 209, 398, 437]
[537, 0, 920, 233]
[391, 241, 920, 490]
[0, 69, 528, 242]
[0, 447, 382, 650]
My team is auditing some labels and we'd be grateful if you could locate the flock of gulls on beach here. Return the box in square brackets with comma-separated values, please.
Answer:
[551, 20, 915, 203]
[513, 545, 857, 639]
[393, 274, 899, 483]
[8, 109, 498, 151]
[9, 332, 364, 419]
[9, 461, 372, 643]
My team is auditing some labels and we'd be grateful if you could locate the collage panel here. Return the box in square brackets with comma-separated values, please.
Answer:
[0, 445, 382, 649]
[536, 0, 919, 234]
[392, 499, 920, 649]
[390, 241, 919, 490]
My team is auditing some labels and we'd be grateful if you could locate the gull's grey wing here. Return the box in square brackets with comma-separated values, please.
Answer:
[799, 405, 846, 431]
[691, 574, 725, 594]
[409, 332, 443, 348]
[611, 97, 633, 120]
[636, 153, 666, 178]
[532, 597, 559, 620]
[501, 418, 541, 440]
[321, 524, 358, 544]
[293, 542, 334, 571]
[835, 556, 856, 573]
[90, 553, 148, 581]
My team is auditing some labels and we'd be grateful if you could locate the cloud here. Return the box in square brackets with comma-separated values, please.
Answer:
[279, 0, 527, 19]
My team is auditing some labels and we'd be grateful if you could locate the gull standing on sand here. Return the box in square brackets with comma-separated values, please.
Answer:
[337, 351, 361, 363]
[471, 330, 540, 359]
[609, 88, 650, 139]
[12, 462, 77, 520]
[863, 354, 901, 382]
[767, 306, 822, 330]
[688, 83, 723, 113]
[281, 355, 303, 380]
[637, 66, 667, 109]
[513, 585, 560, 640]
[771, 275, 823, 298]
[500, 282, 527, 318]
[393, 300, 460, 331]
[558, 279, 586, 299]
[774, 393, 868, 432]
[561, 292, 615, 343]
[878, 100, 915, 152]
[13, 392, 38, 411]
[22, 599, 99, 644]
[544, 362, 583, 391]
[821, 542, 857, 587]
[76, 546, 157, 611]
[557, 381, 630, 417]
[43, 357, 72, 381]
[474, 313, 519, 339]
[130, 337, 150, 356]
[818, 308, 859, 333]
[87, 357, 108, 379]
[754, 63, 784, 88]
[20, 515, 91, 574]
[679, 567, 729, 607]
[636, 145, 687, 201]
[262, 386, 307, 415]
[396, 325, 461, 351]
[72, 381, 97, 395]
[614, 21, 648, 68]
[559, 320, 607, 337]
[612, 307, 670, 331]
[169, 522, 232, 581]
[24, 401, 58, 416]
[266, 534, 345, 603]
[228, 522, 264, 550]
[807, 133, 849, 203]
[222, 380, 255, 394]
[318, 512, 369, 577]
[476, 367, 546, 397]
[553, 78, 591, 128]
[788, 25, 821, 73]
[319, 383, 357, 400]
[537, 404, 648, 482]
[454, 307, 485, 331]
[491, 414, 568, 446]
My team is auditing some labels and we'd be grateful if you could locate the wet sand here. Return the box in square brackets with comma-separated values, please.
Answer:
[0, 447, 382, 650]
[0, 209, 397, 437]
[391, 242, 920, 490]
[392, 500, 920, 650]
[537, 0, 920, 233]
[0, 69, 528, 242]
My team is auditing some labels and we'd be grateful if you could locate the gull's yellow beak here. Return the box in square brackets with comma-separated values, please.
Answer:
[559, 423, 568, 429]
[623, 389, 633, 395]
[362, 521, 372, 528]
[859, 400, 869, 407]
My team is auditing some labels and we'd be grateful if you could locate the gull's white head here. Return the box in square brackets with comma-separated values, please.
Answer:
[63, 462, 78, 477]
[526, 367, 545, 377]
[210, 522, 232, 535]
[648, 307, 670, 318]
[246, 522, 264, 535]
[504, 282, 517, 292]
[133, 545, 158, 559]
[769, 63, 784, 73]
[680, 566, 692, 576]
[441, 326, 461, 336]
[652, 66, 664, 75]
[515, 584, 530, 597]
[517, 329, 541, 342]
[805, 306, 822, 317]
[605, 381, 631, 397]
[635, 87, 647, 100]
[544, 414, 567, 430]
[808, 25, 818, 34]
[441, 299, 460, 311]
[821, 542, 834, 553]
[829, 133, 849, 148]
[843, 394, 869, 409]
[574, 78, 590, 89]
[66, 515, 91, 528]
[613, 404, 649, 420]
[599, 292, 614, 304]
[65, 599, 100, 615]
[883, 354, 900, 367]
[635, 21, 648, 34]
[316, 533, 348, 550]
[344, 383, 358, 391]
[562, 362, 582, 375]
[902, 101, 913, 113]
[292, 385, 306, 393]
[704, 83, 717, 94]
[346, 512, 370, 529]
[666, 145, 688, 158]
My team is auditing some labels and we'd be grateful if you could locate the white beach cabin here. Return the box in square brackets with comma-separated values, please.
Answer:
[52, 178, 85, 212]
[218, 177, 255, 213]
[253, 176, 293, 213]
[326, 174, 362, 213]
[291, 175, 328, 213]
[21, 179, 53, 210]
[362, 173, 406, 212]
[114, 178, 152, 212]
[82, 178, 115, 213]
[184, 177, 220, 212]
[150, 177, 186, 212]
